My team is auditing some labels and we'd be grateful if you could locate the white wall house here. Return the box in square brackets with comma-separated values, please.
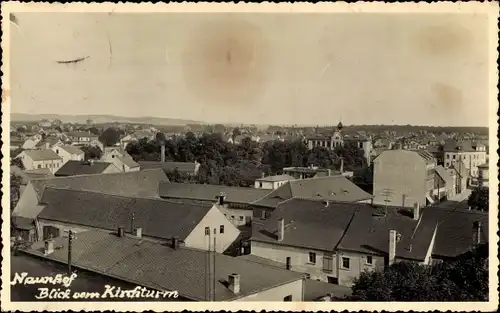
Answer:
[51, 144, 84, 165]
[254, 175, 295, 190]
[16, 149, 64, 174]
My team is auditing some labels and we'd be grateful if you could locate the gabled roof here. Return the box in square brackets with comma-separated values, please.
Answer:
[30, 168, 168, 200]
[35, 137, 61, 148]
[422, 206, 489, 259]
[55, 161, 117, 177]
[434, 165, 453, 187]
[116, 156, 140, 168]
[337, 207, 437, 261]
[58, 145, 84, 155]
[22, 230, 304, 301]
[38, 188, 212, 241]
[251, 199, 361, 251]
[21, 149, 62, 161]
[442, 140, 476, 152]
[65, 131, 97, 138]
[139, 161, 198, 174]
[288, 175, 373, 202]
[255, 174, 295, 182]
[159, 182, 271, 205]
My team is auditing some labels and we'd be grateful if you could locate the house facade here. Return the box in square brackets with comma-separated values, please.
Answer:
[373, 150, 437, 207]
[51, 144, 84, 165]
[16, 150, 64, 174]
[442, 140, 487, 178]
[254, 175, 295, 190]
[65, 131, 98, 145]
[477, 163, 489, 188]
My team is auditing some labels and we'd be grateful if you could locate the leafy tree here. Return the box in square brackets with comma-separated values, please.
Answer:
[10, 174, 23, 211]
[81, 146, 103, 160]
[88, 127, 100, 135]
[349, 244, 488, 301]
[11, 156, 25, 170]
[468, 187, 489, 211]
[305, 147, 339, 169]
[98, 127, 121, 147]
[155, 132, 167, 144]
[334, 141, 367, 171]
[16, 126, 26, 133]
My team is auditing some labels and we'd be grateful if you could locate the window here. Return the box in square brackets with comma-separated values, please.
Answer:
[327, 276, 339, 284]
[452, 155, 456, 160]
[239, 216, 244, 222]
[305, 273, 311, 279]
[56, 149, 59, 154]
[38, 164, 41, 169]
[309, 252, 316, 264]
[204, 227, 210, 235]
[342, 257, 350, 269]
[283, 295, 292, 302]
[366, 255, 373, 265]
[447, 154, 450, 159]
[323, 254, 333, 272]
[259, 182, 262, 188]
[219, 225, 224, 234]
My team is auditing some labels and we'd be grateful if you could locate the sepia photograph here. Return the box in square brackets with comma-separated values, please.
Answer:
[1, 1, 499, 311]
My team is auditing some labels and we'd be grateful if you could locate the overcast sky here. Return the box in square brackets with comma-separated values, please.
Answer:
[10, 13, 490, 126]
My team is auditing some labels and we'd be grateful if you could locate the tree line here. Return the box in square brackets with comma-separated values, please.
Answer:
[125, 132, 369, 187]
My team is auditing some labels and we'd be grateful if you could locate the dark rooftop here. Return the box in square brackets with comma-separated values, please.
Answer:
[54, 160, 117, 177]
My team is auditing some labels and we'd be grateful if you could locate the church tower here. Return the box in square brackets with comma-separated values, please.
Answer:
[330, 120, 344, 149]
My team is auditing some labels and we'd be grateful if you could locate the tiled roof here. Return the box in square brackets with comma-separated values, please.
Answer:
[55, 161, 117, 177]
[38, 188, 211, 241]
[288, 176, 373, 202]
[58, 145, 84, 155]
[21, 149, 62, 161]
[12, 216, 35, 230]
[412, 150, 436, 164]
[139, 161, 197, 174]
[423, 207, 489, 259]
[251, 185, 293, 208]
[434, 165, 453, 187]
[337, 207, 437, 261]
[31, 168, 168, 199]
[117, 156, 140, 168]
[159, 182, 272, 204]
[442, 140, 476, 152]
[251, 199, 361, 251]
[255, 174, 295, 182]
[304, 279, 352, 301]
[35, 137, 61, 148]
[22, 230, 304, 301]
[65, 131, 97, 138]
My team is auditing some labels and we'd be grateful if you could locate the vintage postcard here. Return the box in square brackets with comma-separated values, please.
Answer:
[1, 1, 499, 311]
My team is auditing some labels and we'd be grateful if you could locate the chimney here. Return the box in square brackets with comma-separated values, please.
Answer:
[413, 202, 420, 220]
[286, 257, 291, 270]
[327, 169, 332, 176]
[44, 240, 55, 255]
[160, 144, 166, 162]
[261, 172, 265, 178]
[172, 236, 179, 249]
[118, 227, 124, 237]
[388, 229, 397, 266]
[473, 221, 482, 245]
[133, 227, 142, 238]
[277, 218, 285, 242]
[260, 210, 266, 220]
[228, 273, 241, 294]
[340, 158, 344, 173]
[217, 193, 226, 206]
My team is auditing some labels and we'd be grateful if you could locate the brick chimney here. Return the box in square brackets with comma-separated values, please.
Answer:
[133, 227, 142, 238]
[172, 236, 180, 249]
[413, 202, 420, 220]
[277, 218, 285, 242]
[44, 240, 54, 255]
[228, 273, 241, 294]
[388, 229, 397, 266]
[160, 144, 166, 163]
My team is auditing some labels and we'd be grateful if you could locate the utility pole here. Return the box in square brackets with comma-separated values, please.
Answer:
[380, 188, 393, 216]
[130, 212, 135, 234]
[213, 228, 217, 302]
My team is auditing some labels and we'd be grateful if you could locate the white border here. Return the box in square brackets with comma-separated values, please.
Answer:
[1, 1, 499, 311]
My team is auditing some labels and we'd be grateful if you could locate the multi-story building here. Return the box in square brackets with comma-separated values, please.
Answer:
[477, 163, 489, 188]
[442, 140, 487, 178]
[15, 149, 64, 174]
[373, 150, 438, 207]
[305, 122, 372, 164]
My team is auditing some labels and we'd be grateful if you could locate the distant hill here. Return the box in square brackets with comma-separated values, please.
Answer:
[10, 113, 202, 126]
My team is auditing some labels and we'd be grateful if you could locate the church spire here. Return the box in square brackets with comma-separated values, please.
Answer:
[337, 118, 343, 131]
